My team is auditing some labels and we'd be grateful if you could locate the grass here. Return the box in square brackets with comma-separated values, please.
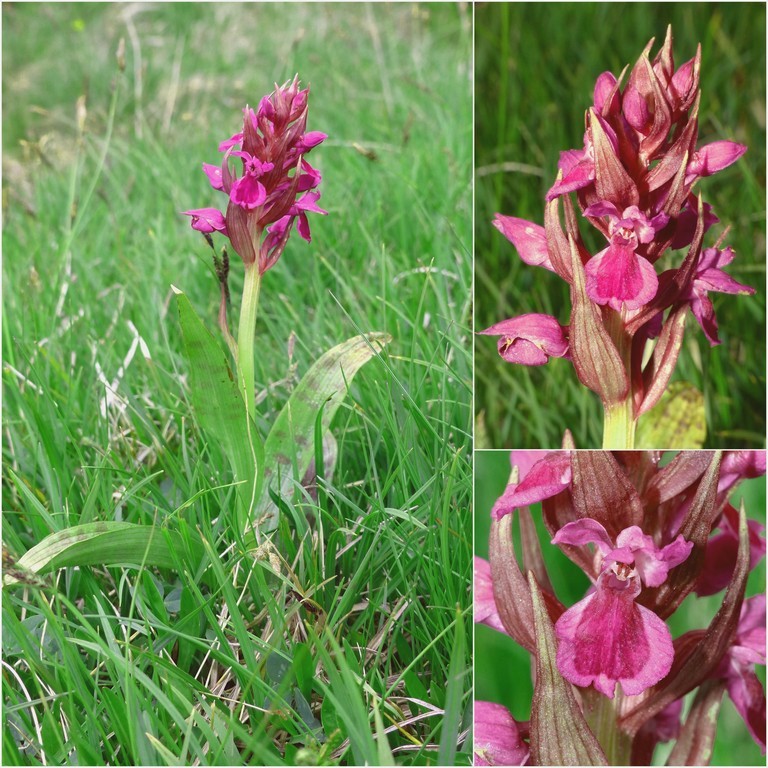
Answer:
[475, 3, 766, 449]
[2, 3, 472, 765]
[474, 449, 766, 766]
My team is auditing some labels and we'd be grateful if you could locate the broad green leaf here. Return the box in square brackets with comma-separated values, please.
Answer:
[174, 287, 263, 533]
[3, 522, 205, 587]
[257, 332, 390, 531]
[636, 381, 706, 448]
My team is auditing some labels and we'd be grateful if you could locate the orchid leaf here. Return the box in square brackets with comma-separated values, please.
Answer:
[528, 573, 608, 766]
[174, 287, 263, 533]
[3, 522, 206, 588]
[636, 381, 706, 448]
[256, 332, 390, 532]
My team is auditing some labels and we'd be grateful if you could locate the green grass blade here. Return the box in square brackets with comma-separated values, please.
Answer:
[438, 606, 467, 766]
[5, 522, 205, 586]
[373, 700, 396, 766]
[257, 332, 391, 531]
[174, 287, 264, 534]
[312, 629, 379, 766]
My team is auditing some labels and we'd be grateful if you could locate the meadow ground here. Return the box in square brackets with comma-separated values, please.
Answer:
[475, 3, 766, 449]
[2, 4, 472, 765]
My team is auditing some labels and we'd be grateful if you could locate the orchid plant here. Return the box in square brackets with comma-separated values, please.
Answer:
[474, 448, 766, 766]
[5, 77, 388, 584]
[183, 75, 327, 423]
[481, 28, 754, 449]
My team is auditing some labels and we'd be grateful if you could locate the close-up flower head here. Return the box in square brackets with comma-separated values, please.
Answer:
[475, 449, 766, 765]
[475, 5, 765, 449]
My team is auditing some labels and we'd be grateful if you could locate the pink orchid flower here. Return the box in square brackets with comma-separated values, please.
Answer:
[184, 76, 327, 274]
[583, 202, 667, 310]
[479, 314, 569, 367]
[552, 519, 692, 698]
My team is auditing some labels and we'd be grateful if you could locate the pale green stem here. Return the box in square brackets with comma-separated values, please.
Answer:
[602, 310, 636, 449]
[237, 263, 262, 418]
[586, 692, 632, 765]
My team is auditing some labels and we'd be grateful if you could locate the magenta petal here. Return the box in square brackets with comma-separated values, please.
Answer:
[182, 207, 227, 235]
[230, 174, 267, 209]
[698, 267, 754, 296]
[218, 132, 243, 153]
[492, 451, 571, 519]
[585, 243, 658, 311]
[299, 130, 327, 150]
[509, 451, 549, 485]
[612, 527, 693, 588]
[671, 57, 696, 103]
[690, 293, 720, 345]
[555, 575, 674, 698]
[725, 662, 767, 751]
[474, 557, 508, 636]
[546, 155, 595, 200]
[623, 83, 651, 133]
[295, 212, 311, 242]
[720, 451, 768, 493]
[480, 314, 569, 366]
[688, 140, 748, 179]
[583, 201, 620, 220]
[593, 71, 620, 114]
[203, 163, 224, 191]
[552, 518, 613, 554]
[697, 507, 766, 596]
[293, 190, 327, 215]
[735, 595, 767, 662]
[474, 701, 530, 766]
[492, 216, 553, 271]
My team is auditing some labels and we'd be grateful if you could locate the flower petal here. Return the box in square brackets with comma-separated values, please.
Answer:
[725, 662, 767, 751]
[555, 573, 674, 698]
[474, 557, 508, 636]
[480, 314, 569, 366]
[492, 216, 554, 271]
[230, 174, 267, 209]
[182, 207, 227, 235]
[546, 151, 594, 200]
[203, 163, 224, 191]
[613, 527, 693, 588]
[474, 701, 530, 766]
[552, 518, 613, 554]
[688, 140, 747, 179]
[492, 452, 572, 520]
[585, 243, 658, 311]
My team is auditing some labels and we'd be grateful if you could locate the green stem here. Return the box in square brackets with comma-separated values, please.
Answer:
[602, 310, 636, 449]
[586, 692, 632, 765]
[237, 263, 262, 418]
